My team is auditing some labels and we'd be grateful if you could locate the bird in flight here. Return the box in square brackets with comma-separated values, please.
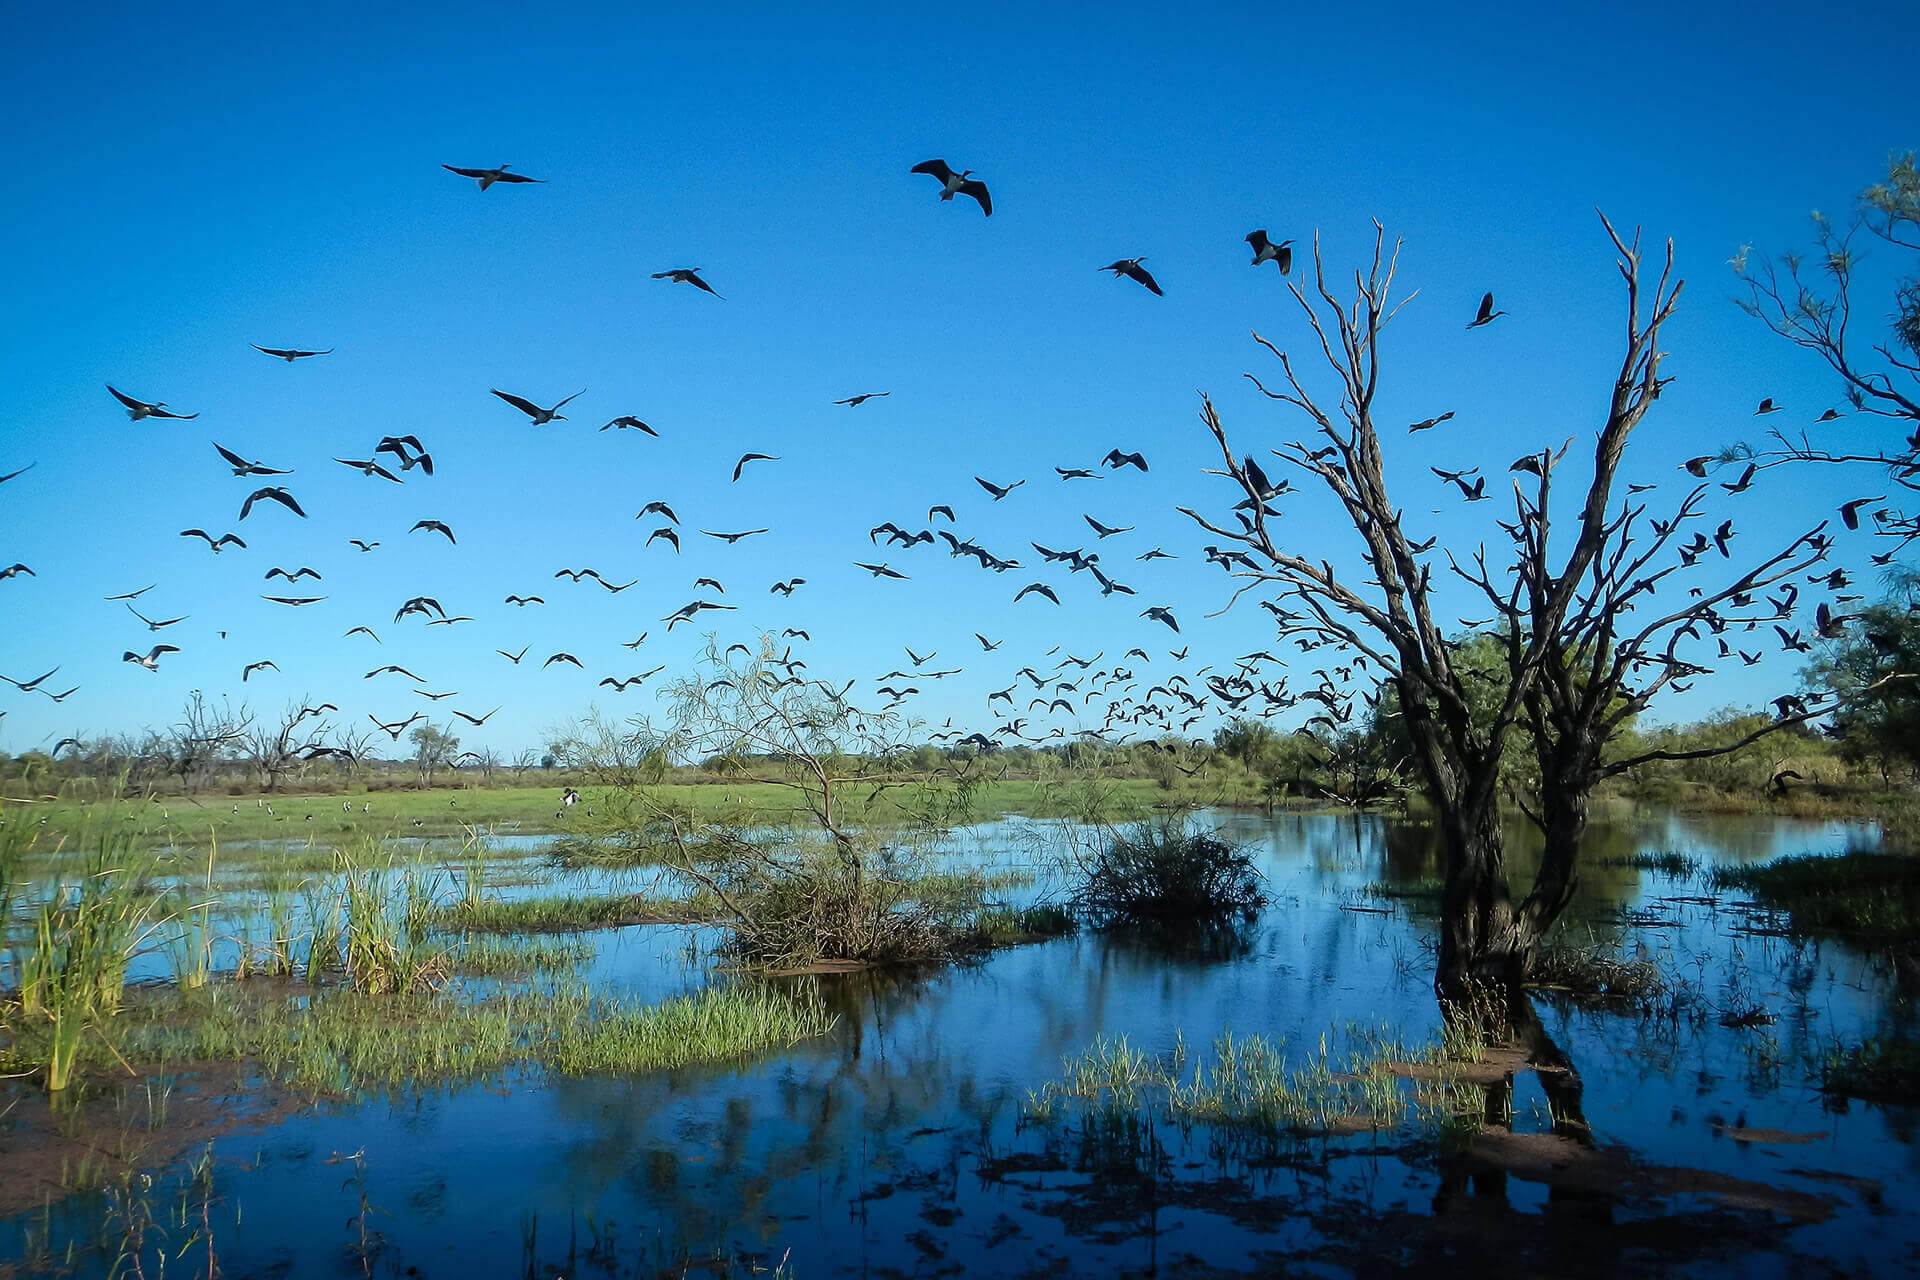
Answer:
[261, 595, 326, 606]
[1754, 397, 1782, 415]
[442, 163, 544, 189]
[266, 566, 322, 583]
[2, 666, 60, 692]
[1084, 515, 1133, 538]
[123, 645, 180, 671]
[493, 388, 584, 425]
[976, 633, 1001, 651]
[1100, 258, 1163, 295]
[976, 476, 1025, 501]
[180, 529, 246, 553]
[652, 268, 722, 298]
[505, 594, 545, 607]
[1014, 582, 1060, 604]
[126, 603, 187, 630]
[375, 435, 434, 475]
[103, 584, 155, 601]
[411, 520, 457, 544]
[369, 712, 425, 739]
[0, 564, 32, 581]
[108, 385, 197, 420]
[349, 539, 380, 553]
[336, 456, 403, 483]
[1102, 450, 1148, 472]
[602, 416, 658, 436]
[451, 707, 500, 726]
[646, 527, 682, 552]
[344, 626, 380, 642]
[241, 660, 279, 681]
[1467, 292, 1506, 328]
[1141, 606, 1180, 632]
[638, 500, 679, 524]
[0, 461, 36, 485]
[1409, 411, 1455, 433]
[251, 344, 332, 361]
[1055, 467, 1100, 481]
[240, 487, 307, 520]
[497, 645, 530, 665]
[854, 562, 908, 579]
[732, 453, 780, 482]
[1245, 230, 1292, 273]
[770, 578, 806, 595]
[910, 159, 992, 216]
[215, 442, 293, 476]
[701, 528, 769, 543]
[835, 392, 891, 407]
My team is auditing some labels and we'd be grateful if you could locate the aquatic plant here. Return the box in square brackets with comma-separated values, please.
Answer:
[1712, 851, 1920, 947]
[1071, 815, 1266, 928]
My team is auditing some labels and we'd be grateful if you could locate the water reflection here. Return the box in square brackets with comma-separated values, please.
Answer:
[3, 808, 1915, 1277]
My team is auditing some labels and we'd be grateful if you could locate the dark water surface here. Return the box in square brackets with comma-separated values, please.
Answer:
[5, 809, 1917, 1277]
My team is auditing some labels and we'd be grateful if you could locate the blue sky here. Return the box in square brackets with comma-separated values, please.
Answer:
[1, 0, 1915, 758]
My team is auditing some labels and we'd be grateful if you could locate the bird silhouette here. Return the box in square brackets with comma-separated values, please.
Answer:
[410, 520, 457, 544]
[834, 392, 891, 407]
[251, 344, 332, 361]
[123, 645, 179, 671]
[1245, 230, 1293, 273]
[1102, 450, 1148, 472]
[240, 487, 306, 519]
[1467, 292, 1505, 328]
[652, 268, 722, 298]
[215, 442, 293, 476]
[108, 385, 196, 420]
[910, 160, 992, 216]
[601, 416, 658, 435]
[732, 453, 780, 482]
[442, 164, 544, 189]
[180, 529, 246, 553]
[975, 476, 1026, 500]
[1100, 258, 1163, 295]
[492, 388, 584, 425]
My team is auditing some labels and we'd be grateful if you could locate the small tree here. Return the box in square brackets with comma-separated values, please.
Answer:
[408, 723, 460, 786]
[168, 691, 252, 794]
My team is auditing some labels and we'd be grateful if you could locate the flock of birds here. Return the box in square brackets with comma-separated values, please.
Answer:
[0, 155, 1898, 771]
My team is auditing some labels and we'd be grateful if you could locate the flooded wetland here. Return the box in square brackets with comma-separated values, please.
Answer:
[3, 805, 1915, 1278]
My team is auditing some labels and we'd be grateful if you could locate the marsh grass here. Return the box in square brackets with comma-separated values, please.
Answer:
[1025, 1024, 1485, 1144]
[1711, 851, 1920, 947]
[426, 890, 715, 934]
[549, 983, 835, 1074]
[33, 980, 834, 1096]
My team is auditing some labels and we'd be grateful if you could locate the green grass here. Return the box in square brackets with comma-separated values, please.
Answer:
[1024, 1025, 1485, 1141]
[425, 891, 718, 933]
[450, 936, 595, 976]
[1711, 852, 1920, 947]
[4, 777, 1268, 854]
[550, 984, 835, 1074]
[23, 980, 835, 1096]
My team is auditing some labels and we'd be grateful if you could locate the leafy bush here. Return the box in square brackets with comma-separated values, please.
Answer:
[1073, 817, 1266, 927]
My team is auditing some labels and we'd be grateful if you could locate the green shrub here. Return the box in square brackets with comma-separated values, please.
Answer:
[1073, 817, 1266, 927]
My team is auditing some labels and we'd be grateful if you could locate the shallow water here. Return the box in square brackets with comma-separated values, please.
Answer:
[4, 809, 1917, 1277]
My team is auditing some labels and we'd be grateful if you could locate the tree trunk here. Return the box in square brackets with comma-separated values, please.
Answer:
[1435, 799, 1523, 995]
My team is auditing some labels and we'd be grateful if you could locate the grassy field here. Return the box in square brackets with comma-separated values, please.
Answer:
[0, 774, 1273, 853]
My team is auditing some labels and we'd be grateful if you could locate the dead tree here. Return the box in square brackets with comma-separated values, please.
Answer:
[1187, 217, 1891, 996]
[244, 701, 333, 792]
